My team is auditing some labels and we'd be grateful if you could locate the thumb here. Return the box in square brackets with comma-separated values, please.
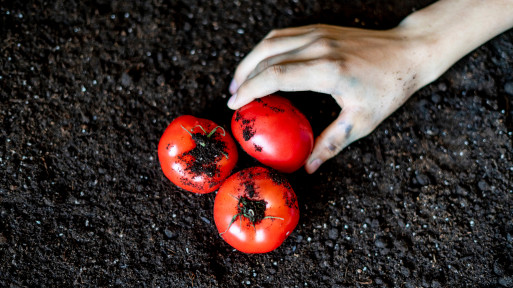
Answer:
[305, 108, 365, 174]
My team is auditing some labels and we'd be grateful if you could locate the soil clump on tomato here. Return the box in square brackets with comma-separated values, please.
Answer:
[242, 125, 255, 141]
[237, 196, 267, 225]
[268, 169, 291, 187]
[2, 0, 513, 287]
[255, 98, 285, 113]
[234, 111, 256, 141]
[254, 144, 263, 152]
[179, 132, 228, 178]
[242, 179, 257, 198]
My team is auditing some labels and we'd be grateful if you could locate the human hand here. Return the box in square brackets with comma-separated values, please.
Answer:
[227, 24, 431, 173]
[227, 0, 513, 174]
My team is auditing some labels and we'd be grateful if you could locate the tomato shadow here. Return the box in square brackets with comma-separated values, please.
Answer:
[278, 92, 342, 219]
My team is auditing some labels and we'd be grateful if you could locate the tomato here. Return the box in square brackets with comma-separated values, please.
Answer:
[231, 95, 314, 173]
[158, 115, 238, 194]
[213, 167, 299, 253]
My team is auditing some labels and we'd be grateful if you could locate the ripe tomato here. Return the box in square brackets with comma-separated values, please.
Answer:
[231, 95, 313, 173]
[213, 167, 300, 253]
[158, 115, 238, 194]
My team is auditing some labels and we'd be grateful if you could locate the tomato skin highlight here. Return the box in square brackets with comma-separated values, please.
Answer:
[231, 95, 314, 173]
[213, 167, 300, 253]
[158, 115, 238, 194]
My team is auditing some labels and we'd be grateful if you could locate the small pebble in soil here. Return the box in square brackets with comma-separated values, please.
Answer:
[504, 82, 513, 95]
[164, 229, 177, 239]
[328, 228, 338, 240]
[200, 216, 210, 224]
[499, 276, 513, 287]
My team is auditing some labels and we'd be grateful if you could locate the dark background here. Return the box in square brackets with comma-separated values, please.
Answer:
[1, 0, 512, 287]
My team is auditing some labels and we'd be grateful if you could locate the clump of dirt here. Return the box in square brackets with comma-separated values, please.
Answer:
[242, 178, 257, 198]
[242, 123, 255, 141]
[236, 196, 268, 225]
[235, 112, 257, 142]
[255, 98, 285, 113]
[178, 132, 228, 178]
[254, 143, 263, 152]
[268, 168, 293, 190]
[234, 111, 257, 141]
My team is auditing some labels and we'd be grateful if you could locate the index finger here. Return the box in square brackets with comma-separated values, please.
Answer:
[230, 26, 318, 94]
[228, 59, 338, 109]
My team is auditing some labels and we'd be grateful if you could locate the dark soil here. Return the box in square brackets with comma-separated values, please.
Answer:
[1, 0, 512, 287]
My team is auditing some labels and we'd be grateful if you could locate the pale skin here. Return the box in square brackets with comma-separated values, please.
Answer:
[227, 0, 513, 174]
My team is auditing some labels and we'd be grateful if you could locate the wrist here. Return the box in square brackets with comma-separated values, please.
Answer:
[389, 22, 444, 92]
[394, 0, 513, 89]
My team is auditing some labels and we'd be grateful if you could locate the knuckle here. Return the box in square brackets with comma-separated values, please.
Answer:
[269, 64, 286, 79]
[303, 57, 329, 69]
[339, 122, 354, 139]
[310, 56, 347, 75]
[255, 58, 272, 73]
[259, 38, 276, 52]
[323, 138, 343, 155]
[308, 25, 326, 34]
[311, 37, 337, 52]
[308, 26, 334, 40]
[266, 28, 285, 38]
[265, 30, 276, 38]
[330, 59, 349, 76]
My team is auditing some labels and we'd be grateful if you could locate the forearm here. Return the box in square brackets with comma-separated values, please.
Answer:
[397, 0, 513, 88]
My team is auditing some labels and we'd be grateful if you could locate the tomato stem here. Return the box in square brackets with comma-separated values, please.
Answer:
[263, 216, 285, 221]
[190, 125, 226, 138]
[180, 124, 193, 137]
[191, 125, 208, 135]
[207, 126, 226, 138]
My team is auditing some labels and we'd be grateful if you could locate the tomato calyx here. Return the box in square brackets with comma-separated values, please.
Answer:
[220, 196, 284, 235]
[237, 196, 267, 224]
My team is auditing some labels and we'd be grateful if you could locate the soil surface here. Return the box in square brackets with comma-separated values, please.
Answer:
[1, 0, 513, 287]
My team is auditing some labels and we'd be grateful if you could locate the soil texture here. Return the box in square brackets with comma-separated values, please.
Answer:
[1, 0, 512, 287]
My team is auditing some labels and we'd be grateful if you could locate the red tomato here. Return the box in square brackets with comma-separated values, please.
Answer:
[231, 95, 313, 173]
[158, 115, 238, 194]
[214, 167, 300, 253]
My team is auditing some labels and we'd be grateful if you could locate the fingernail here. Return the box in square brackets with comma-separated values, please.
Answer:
[308, 158, 322, 173]
[227, 93, 237, 109]
[229, 79, 238, 94]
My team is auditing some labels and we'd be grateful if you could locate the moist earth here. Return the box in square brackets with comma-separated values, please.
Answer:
[1, 0, 513, 287]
